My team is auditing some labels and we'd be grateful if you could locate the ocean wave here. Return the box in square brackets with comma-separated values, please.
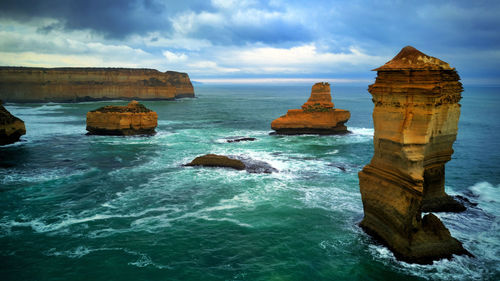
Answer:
[44, 246, 171, 269]
[349, 127, 374, 136]
[0, 206, 182, 235]
[0, 167, 92, 185]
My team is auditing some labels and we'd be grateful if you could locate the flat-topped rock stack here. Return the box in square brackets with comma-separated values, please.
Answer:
[0, 100, 26, 145]
[271, 82, 350, 134]
[86, 100, 158, 136]
[358, 46, 470, 264]
[0, 67, 194, 103]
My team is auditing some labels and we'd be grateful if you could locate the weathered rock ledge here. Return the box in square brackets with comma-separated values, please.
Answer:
[271, 82, 350, 135]
[358, 46, 471, 264]
[0, 100, 26, 145]
[0, 67, 194, 103]
[86, 100, 158, 136]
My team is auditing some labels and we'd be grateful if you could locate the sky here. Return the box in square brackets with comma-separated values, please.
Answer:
[0, 0, 499, 84]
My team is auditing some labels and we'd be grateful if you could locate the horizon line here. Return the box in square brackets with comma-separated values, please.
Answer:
[192, 78, 372, 84]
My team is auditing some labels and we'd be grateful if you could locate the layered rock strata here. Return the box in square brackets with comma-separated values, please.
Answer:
[271, 82, 350, 134]
[358, 46, 470, 264]
[0, 100, 26, 145]
[0, 67, 194, 102]
[86, 100, 157, 136]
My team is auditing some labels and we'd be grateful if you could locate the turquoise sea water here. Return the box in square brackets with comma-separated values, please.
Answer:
[1, 85, 499, 280]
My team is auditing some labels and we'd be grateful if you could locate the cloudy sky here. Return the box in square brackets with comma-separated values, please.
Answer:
[0, 0, 499, 84]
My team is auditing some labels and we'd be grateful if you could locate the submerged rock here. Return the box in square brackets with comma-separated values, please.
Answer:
[185, 154, 277, 173]
[271, 82, 350, 135]
[226, 137, 257, 143]
[358, 46, 471, 264]
[0, 100, 26, 145]
[86, 100, 158, 136]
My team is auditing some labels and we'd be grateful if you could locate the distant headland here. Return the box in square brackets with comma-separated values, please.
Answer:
[0, 67, 195, 103]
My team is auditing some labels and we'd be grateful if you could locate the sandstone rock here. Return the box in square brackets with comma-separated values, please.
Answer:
[86, 100, 158, 136]
[358, 46, 471, 264]
[185, 154, 246, 170]
[271, 82, 350, 134]
[0, 100, 26, 145]
[0, 67, 194, 102]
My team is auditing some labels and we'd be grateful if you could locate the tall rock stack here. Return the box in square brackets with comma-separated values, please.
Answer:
[358, 46, 470, 264]
[271, 82, 350, 135]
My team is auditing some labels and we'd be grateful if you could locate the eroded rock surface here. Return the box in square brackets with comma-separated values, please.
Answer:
[271, 82, 350, 135]
[0, 67, 194, 102]
[86, 100, 158, 136]
[358, 46, 470, 264]
[0, 101, 26, 145]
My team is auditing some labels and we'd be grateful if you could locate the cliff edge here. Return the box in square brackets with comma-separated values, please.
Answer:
[0, 67, 194, 102]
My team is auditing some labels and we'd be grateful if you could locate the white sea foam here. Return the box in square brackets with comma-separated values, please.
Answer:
[365, 181, 500, 280]
[44, 246, 171, 269]
[349, 127, 374, 136]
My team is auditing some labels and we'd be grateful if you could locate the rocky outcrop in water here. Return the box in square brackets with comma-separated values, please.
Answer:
[186, 154, 246, 170]
[0, 101, 26, 145]
[271, 82, 350, 134]
[358, 46, 470, 264]
[86, 100, 158, 136]
[0, 67, 194, 102]
[185, 154, 277, 173]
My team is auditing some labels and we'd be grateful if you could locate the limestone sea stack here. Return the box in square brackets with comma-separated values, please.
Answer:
[0, 67, 194, 103]
[0, 100, 26, 145]
[271, 82, 350, 134]
[86, 101, 158, 136]
[358, 46, 470, 264]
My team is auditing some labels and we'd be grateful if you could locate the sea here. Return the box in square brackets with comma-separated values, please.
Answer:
[0, 84, 499, 281]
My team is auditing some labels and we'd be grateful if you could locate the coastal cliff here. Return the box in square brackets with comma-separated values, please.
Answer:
[271, 82, 350, 134]
[0, 67, 194, 102]
[358, 46, 469, 264]
[86, 100, 158, 136]
[0, 101, 26, 145]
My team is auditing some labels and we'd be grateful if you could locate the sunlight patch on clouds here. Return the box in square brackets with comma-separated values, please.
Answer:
[163, 50, 188, 62]
[187, 60, 240, 73]
[232, 44, 381, 66]
[218, 44, 384, 74]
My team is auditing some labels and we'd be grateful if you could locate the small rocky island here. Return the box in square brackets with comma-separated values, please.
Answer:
[358, 46, 470, 264]
[271, 82, 350, 134]
[0, 67, 194, 102]
[0, 101, 26, 145]
[185, 154, 277, 174]
[86, 101, 158, 136]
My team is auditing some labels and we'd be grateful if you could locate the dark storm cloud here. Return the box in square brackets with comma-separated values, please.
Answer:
[0, 0, 212, 38]
[0, 0, 311, 44]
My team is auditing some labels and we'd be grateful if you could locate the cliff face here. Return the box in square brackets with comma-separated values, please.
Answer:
[0, 67, 194, 102]
[0, 101, 26, 145]
[358, 46, 469, 264]
[86, 100, 158, 136]
[271, 82, 350, 134]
